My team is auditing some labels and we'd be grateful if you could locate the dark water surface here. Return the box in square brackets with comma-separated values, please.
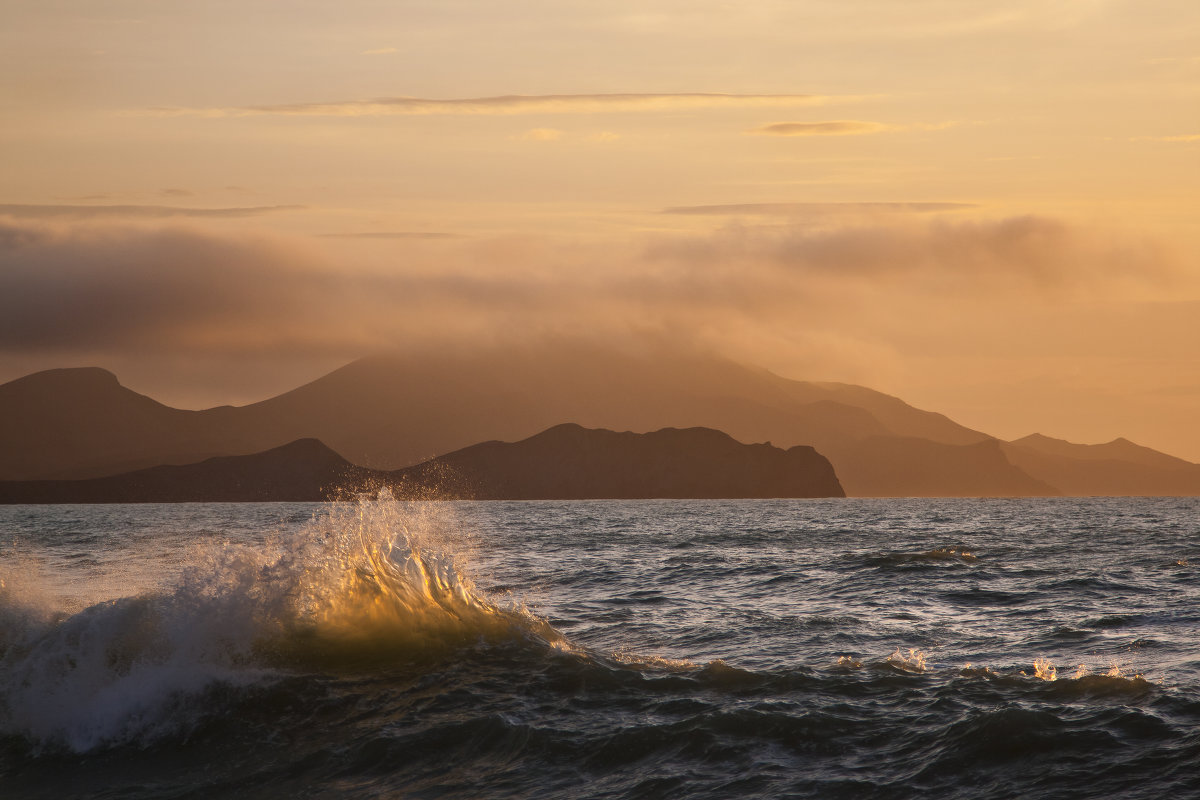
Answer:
[1, 498, 1198, 798]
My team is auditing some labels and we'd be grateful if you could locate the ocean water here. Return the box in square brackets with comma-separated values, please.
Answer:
[1, 497, 1198, 799]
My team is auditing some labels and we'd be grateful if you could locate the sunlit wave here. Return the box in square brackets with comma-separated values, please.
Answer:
[0, 493, 561, 751]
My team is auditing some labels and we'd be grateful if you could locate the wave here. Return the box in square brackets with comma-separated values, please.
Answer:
[0, 495, 1176, 790]
[0, 493, 561, 752]
[861, 547, 978, 567]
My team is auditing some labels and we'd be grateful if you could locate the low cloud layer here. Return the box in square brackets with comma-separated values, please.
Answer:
[148, 92, 836, 118]
[0, 213, 1175, 363]
[1, 211, 1192, 457]
[649, 215, 1176, 304]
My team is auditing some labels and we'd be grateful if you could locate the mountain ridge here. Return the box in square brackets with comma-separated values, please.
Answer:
[0, 424, 845, 503]
[392, 422, 845, 500]
[1, 346, 1195, 496]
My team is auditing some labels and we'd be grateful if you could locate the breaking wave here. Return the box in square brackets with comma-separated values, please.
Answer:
[0, 493, 560, 752]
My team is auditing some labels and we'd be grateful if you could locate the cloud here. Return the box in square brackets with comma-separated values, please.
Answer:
[0, 214, 1173, 363]
[751, 121, 890, 136]
[1146, 56, 1200, 65]
[663, 203, 976, 216]
[750, 120, 958, 136]
[160, 188, 194, 197]
[0, 204, 303, 220]
[361, 47, 398, 55]
[519, 128, 564, 141]
[317, 232, 461, 240]
[513, 128, 625, 143]
[648, 215, 1174, 292]
[1131, 134, 1200, 143]
[0, 222, 336, 352]
[145, 92, 837, 118]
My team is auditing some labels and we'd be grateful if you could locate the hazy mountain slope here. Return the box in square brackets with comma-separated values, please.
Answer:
[1009, 433, 1195, 470]
[0, 439, 367, 503]
[0, 368, 260, 480]
[827, 436, 1059, 497]
[776, 380, 989, 446]
[1002, 436, 1200, 496]
[229, 345, 986, 469]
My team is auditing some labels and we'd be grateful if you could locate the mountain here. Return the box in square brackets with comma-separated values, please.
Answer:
[1001, 434, 1200, 496]
[187, 344, 987, 469]
[1007, 433, 1194, 470]
[0, 439, 368, 503]
[0, 367, 272, 480]
[0, 344, 998, 495]
[0, 425, 844, 503]
[1, 344, 1195, 496]
[831, 436, 1056, 497]
[392, 423, 845, 500]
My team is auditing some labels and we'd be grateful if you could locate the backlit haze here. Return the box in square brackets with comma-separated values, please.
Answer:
[2, 1, 1198, 459]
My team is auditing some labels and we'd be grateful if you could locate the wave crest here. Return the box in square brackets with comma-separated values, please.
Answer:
[0, 494, 557, 751]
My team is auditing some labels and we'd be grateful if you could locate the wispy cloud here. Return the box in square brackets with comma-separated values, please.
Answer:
[145, 92, 838, 118]
[1131, 134, 1200, 143]
[361, 47, 398, 55]
[317, 232, 461, 240]
[751, 121, 890, 137]
[0, 204, 303, 220]
[750, 120, 960, 137]
[57, 194, 111, 202]
[663, 202, 975, 216]
[518, 128, 564, 141]
[1146, 56, 1200, 65]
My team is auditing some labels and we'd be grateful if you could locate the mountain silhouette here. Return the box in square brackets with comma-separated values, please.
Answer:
[0, 425, 844, 503]
[0, 438, 366, 503]
[392, 423, 844, 499]
[1001, 434, 1200, 496]
[1, 343, 1195, 495]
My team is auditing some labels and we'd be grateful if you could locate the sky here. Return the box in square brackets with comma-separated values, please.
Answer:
[2, 0, 1198, 459]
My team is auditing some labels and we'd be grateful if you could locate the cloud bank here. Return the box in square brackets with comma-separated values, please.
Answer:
[0, 213, 1173, 363]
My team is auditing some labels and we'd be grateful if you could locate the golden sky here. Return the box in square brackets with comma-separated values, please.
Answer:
[2, 1, 1198, 458]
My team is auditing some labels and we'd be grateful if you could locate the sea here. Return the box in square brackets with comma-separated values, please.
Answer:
[1, 496, 1198, 799]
